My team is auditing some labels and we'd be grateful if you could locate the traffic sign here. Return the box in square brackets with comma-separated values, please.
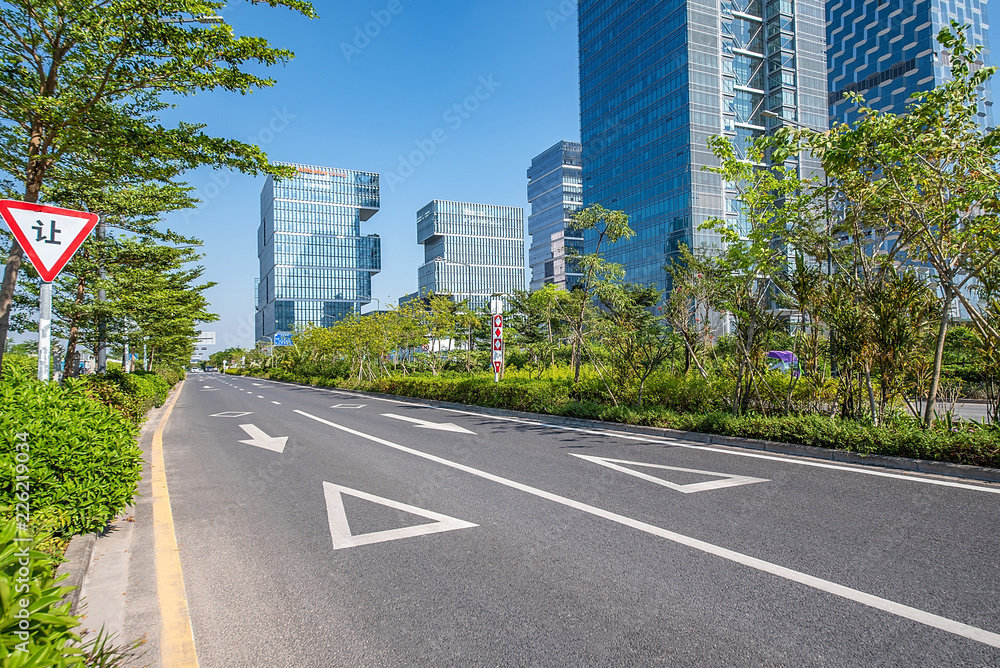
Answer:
[493, 361, 502, 374]
[493, 314, 503, 328]
[0, 200, 99, 282]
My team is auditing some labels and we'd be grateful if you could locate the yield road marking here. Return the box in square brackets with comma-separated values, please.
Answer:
[572, 454, 768, 493]
[294, 410, 1000, 650]
[382, 413, 476, 434]
[238, 424, 287, 453]
[323, 482, 476, 550]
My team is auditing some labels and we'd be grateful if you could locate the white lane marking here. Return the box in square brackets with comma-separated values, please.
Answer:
[286, 387, 1000, 493]
[294, 409, 1000, 649]
[199, 389, 219, 392]
[323, 482, 476, 550]
[331, 404, 367, 409]
[272, 401, 282, 405]
[257, 395, 265, 399]
[382, 413, 476, 434]
[572, 454, 768, 493]
[210, 411, 253, 418]
[426, 407, 1000, 495]
[237, 424, 287, 453]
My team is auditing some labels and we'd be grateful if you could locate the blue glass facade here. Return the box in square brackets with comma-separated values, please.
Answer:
[828, 0, 993, 128]
[416, 200, 525, 309]
[527, 140, 584, 291]
[255, 163, 381, 340]
[579, 0, 827, 294]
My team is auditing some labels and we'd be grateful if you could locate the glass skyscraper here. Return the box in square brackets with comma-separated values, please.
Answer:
[579, 0, 828, 294]
[416, 200, 525, 309]
[828, 0, 993, 128]
[527, 141, 584, 291]
[255, 163, 381, 341]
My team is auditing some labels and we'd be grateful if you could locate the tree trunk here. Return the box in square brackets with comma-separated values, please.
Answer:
[0, 244, 25, 371]
[62, 276, 87, 379]
[0, 149, 47, 372]
[864, 367, 877, 425]
[572, 328, 581, 382]
[923, 295, 952, 427]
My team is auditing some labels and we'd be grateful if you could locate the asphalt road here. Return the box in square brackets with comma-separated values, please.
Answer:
[132, 374, 1000, 666]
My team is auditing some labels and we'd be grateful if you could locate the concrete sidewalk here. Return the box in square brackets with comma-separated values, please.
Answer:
[56, 392, 176, 664]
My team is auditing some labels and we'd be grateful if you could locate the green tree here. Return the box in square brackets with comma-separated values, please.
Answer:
[0, 0, 317, 371]
[559, 204, 634, 385]
[598, 283, 673, 405]
[800, 23, 1000, 426]
[701, 134, 820, 415]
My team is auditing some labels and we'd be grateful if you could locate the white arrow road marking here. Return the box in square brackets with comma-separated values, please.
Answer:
[237, 424, 287, 453]
[381, 413, 476, 434]
[571, 454, 768, 493]
[294, 410, 1000, 650]
[323, 482, 476, 550]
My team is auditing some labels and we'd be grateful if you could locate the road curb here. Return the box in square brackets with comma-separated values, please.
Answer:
[54, 385, 181, 618]
[55, 532, 97, 614]
[243, 376, 1000, 485]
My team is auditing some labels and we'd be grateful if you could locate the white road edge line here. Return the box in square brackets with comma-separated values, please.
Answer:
[321, 389, 999, 495]
[293, 409, 1000, 650]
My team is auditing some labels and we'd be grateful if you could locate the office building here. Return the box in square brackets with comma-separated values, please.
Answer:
[828, 0, 993, 128]
[579, 0, 828, 294]
[416, 200, 525, 309]
[527, 140, 584, 291]
[255, 163, 381, 341]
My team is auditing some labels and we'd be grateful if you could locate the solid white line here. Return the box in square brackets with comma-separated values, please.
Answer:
[426, 406, 1000, 495]
[293, 409, 1000, 650]
[279, 385, 1000, 493]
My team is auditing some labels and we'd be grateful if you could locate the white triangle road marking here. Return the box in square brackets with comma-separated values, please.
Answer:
[572, 454, 769, 493]
[323, 482, 477, 550]
[381, 413, 476, 434]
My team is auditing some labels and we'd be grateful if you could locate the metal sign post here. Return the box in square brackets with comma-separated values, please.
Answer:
[37, 282, 52, 381]
[491, 313, 503, 382]
[490, 297, 504, 382]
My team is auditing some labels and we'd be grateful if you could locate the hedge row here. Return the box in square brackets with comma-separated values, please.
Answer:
[236, 368, 1000, 469]
[0, 356, 147, 539]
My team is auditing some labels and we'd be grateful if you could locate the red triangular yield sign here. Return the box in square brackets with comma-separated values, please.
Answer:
[0, 200, 99, 282]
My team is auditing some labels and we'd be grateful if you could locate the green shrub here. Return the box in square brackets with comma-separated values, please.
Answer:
[0, 517, 83, 666]
[0, 375, 142, 537]
[83, 370, 170, 426]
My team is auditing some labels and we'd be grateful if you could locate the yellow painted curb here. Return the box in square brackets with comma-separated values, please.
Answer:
[151, 381, 199, 667]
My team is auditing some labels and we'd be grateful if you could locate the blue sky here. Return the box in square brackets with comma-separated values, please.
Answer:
[119, 1, 1000, 354]
[161, 0, 581, 353]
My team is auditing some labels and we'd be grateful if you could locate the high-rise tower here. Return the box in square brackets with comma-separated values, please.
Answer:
[255, 164, 381, 341]
[527, 141, 584, 291]
[579, 0, 828, 293]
